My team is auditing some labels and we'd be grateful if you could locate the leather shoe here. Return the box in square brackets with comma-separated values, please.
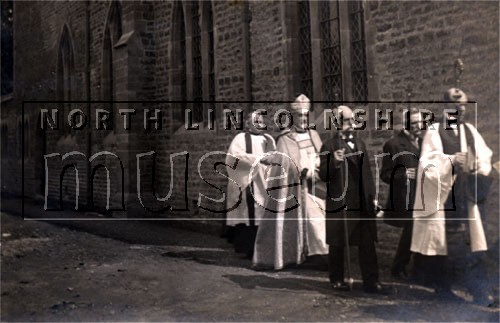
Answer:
[391, 269, 408, 280]
[331, 281, 350, 291]
[363, 282, 392, 294]
[434, 287, 463, 302]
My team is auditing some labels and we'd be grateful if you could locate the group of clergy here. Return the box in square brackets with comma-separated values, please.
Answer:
[223, 89, 493, 302]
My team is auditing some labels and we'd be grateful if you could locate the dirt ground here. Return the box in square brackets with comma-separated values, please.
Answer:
[1, 212, 498, 322]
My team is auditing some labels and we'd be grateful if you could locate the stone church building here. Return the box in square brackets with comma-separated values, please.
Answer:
[1, 1, 498, 236]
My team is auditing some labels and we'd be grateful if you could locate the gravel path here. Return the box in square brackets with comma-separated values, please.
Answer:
[1, 212, 498, 321]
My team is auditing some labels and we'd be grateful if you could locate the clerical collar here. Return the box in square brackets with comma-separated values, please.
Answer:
[403, 129, 414, 139]
[293, 126, 307, 133]
[403, 129, 421, 147]
[247, 129, 264, 135]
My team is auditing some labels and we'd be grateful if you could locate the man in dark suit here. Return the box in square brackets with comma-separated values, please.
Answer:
[319, 105, 389, 294]
[380, 110, 422, 278]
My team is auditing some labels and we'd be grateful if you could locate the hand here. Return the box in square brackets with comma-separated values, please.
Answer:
[406, 168, 416, 180]
[300, 168, 309, 180]
[333, 149, 345, 168]
[333, 149, 345, 162]
[260, 158, 272, 166]
[469, 157, 479, 174]
[300, 168, 316, 180]
[260, 153, 280, 166]
[453, 152, 467, 170]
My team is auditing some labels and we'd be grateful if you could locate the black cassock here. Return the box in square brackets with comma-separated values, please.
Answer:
[380, 130, 420, 226]
[380, 130, 421, 275]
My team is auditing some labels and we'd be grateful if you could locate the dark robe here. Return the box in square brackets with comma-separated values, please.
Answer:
[380, 130, 421, 274]
[380, 130, 420, 227]
[439, 124, 475, 231]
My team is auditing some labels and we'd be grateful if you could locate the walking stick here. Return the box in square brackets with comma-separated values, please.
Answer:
[452, 59, 487, 251]
[338, 133, 354, 290]
[458, 112, 487, 251]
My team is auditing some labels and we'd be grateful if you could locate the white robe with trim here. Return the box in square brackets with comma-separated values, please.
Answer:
[411, 122, 492, 256]
[225, 132, 276, 227]
[252, 129, 328, 270]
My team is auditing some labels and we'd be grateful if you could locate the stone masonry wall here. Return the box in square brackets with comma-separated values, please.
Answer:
[364, 0, 499, 245]
[3, 1, 499, 246]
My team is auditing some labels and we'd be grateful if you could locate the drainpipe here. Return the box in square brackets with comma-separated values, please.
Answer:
[85, 0, 91, 209]
[243, 1, 252, 109]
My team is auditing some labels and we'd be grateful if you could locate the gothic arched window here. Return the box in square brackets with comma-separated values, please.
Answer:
[102, 1, 122, 129]
[191, 1, 203, 122]
[290, 1, 369, 103]
[201, 1, 216, 121]
[348, 1, 368, 101]
[298, 0, 313, 99]
[171, 1, 187, 124]
[203, 2, 215, 103]
[56, 25, 74, 134]
[102, 2, 122, 101]
[319, 1, 342, 101]
[171, 1, 218, 129]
